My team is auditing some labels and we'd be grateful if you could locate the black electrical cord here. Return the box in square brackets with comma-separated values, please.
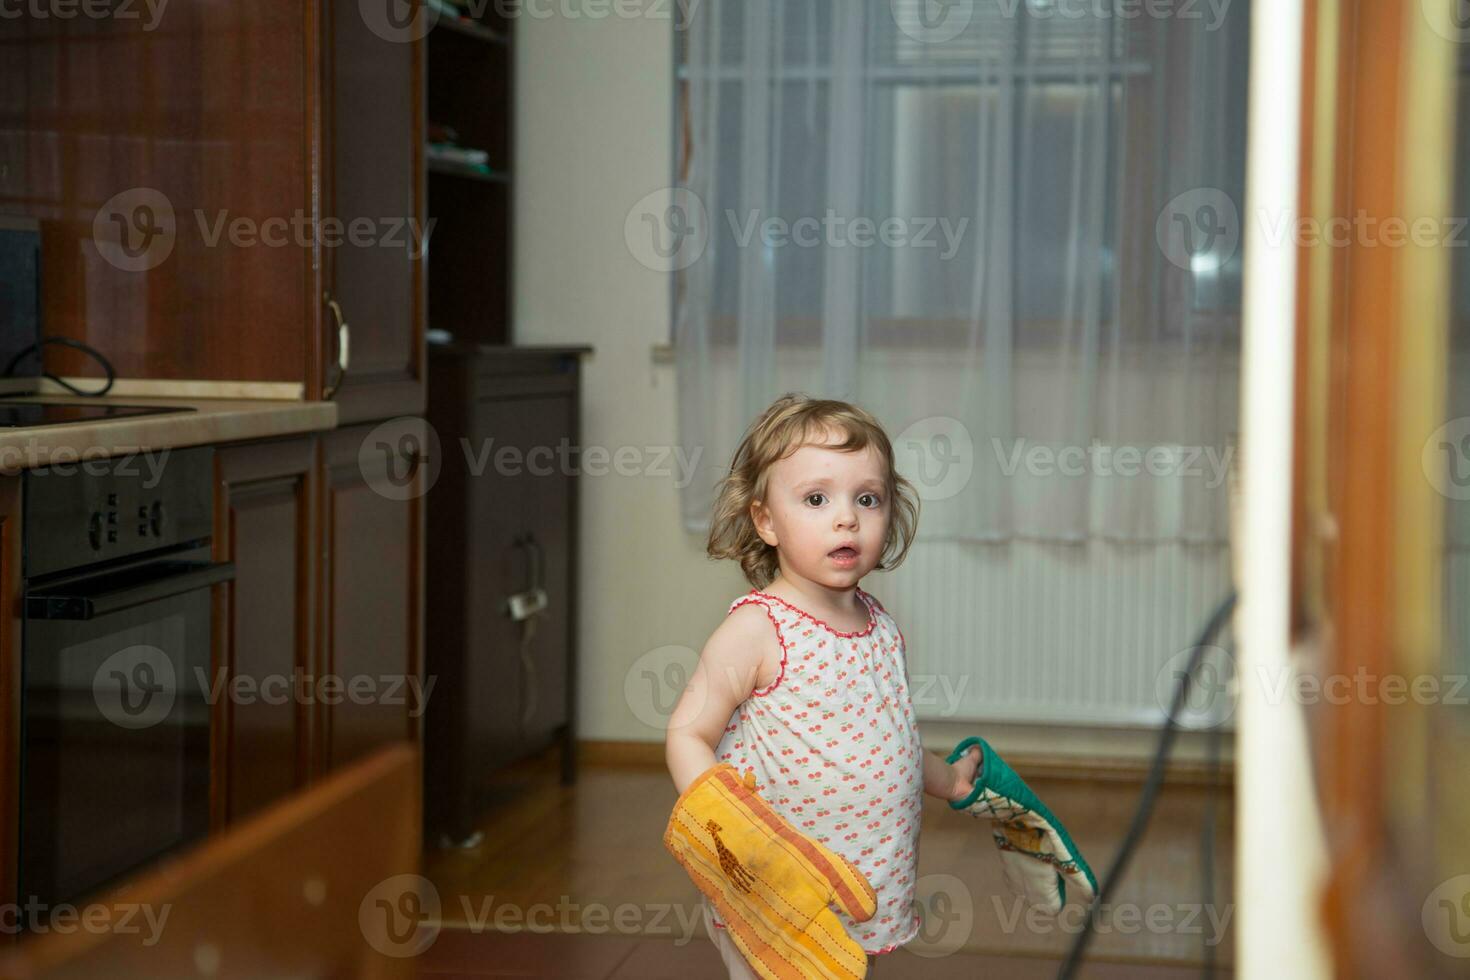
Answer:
[1200, 645, 1228, 979]
[3, 336, 116, 396]
[1057, 590, 1238, 980]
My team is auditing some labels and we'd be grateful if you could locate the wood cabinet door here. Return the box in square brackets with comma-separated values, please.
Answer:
[321, 0, 427, 423]
[319, 422, 425, 774]
[514, 396, 574, 749]
[213, 439, 320, 826]
[469, 391, 574, 757]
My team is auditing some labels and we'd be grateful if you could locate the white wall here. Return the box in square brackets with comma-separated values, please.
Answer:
[514, 9, 757, 745]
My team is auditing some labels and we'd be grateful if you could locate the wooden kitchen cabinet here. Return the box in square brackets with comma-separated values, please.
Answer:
[210, 423, 424, 827]
[0, 0, 426, 420]
[322, 0, 427, 423]
[212, 438, 321, 827]
[423, 345, 586, 845]
[318, 422, 426, 771]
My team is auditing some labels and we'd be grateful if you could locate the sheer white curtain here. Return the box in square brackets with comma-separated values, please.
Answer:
[674, 0, 1249, 543]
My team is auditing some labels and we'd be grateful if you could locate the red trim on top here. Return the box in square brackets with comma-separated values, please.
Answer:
[727, 595, 791, 697]
[747, 587, 878, 638]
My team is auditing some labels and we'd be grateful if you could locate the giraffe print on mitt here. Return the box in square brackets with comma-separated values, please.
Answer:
[707, 820, 757, 893]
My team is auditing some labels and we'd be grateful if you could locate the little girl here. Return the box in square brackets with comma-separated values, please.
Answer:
[665, 393, 983, 977]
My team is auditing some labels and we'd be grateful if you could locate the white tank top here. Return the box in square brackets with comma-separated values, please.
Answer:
[706, 586, 924, 955]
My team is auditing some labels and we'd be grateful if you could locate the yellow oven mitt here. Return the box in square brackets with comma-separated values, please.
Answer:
[664, 762, 878, 979]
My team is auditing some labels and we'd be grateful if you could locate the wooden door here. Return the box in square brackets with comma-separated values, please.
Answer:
[463, 391, 531, 773]
[514, 394, 574, 751]
[319, 422, 425, 773]
[213, 439, 320, 826]
[321, 0, 427, 422]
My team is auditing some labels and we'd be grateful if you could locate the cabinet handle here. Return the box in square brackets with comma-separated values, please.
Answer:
[322, 293, 351, 399]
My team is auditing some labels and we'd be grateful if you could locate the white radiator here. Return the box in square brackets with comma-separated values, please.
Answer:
[883, 538, 1236, 727]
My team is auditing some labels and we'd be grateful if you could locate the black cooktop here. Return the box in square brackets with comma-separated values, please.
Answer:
[0, 401, 194, 427]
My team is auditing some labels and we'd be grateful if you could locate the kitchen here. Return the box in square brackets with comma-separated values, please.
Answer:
[1, 2, 1468, 979]
[0, 0, 586, 973]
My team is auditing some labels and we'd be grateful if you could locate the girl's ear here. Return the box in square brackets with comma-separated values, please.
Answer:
[749, 498, 778, 547]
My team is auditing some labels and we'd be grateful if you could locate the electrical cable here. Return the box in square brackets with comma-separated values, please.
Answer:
[1057, 590, 1238, 980]
[3, 336, 116, 396]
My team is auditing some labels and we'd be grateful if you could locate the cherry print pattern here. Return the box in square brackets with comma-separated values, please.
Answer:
[706, 586, 923, 955]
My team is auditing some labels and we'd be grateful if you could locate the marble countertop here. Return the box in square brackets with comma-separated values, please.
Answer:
[0, 395, 338, 473]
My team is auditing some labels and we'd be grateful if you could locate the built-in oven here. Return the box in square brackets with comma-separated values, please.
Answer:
[17, 446, 232, 916]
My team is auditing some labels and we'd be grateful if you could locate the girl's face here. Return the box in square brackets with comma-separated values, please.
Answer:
[750, 428, 890, 591]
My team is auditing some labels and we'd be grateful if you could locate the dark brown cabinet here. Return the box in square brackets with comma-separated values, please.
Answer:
[423, 345, 586, 845]
[0, 0, 426, 414]
[323, 0, 427, 422]
[319, 423, 426, 769]
[212, 438, 321, 827]
[211, 423, 425, 827]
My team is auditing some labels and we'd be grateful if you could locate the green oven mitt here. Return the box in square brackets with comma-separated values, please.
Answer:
[945, 736, 1097, 914]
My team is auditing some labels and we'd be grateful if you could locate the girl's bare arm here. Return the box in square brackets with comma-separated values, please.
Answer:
[664, 605, 772, 794]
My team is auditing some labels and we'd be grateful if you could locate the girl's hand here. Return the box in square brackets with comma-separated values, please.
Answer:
[949, 745, 982, 802]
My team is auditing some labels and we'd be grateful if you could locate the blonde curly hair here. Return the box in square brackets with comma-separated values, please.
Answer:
[706, 393, 920, 589]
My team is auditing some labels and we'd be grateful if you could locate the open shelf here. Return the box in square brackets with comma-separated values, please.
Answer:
[427, 156, 510, 183]
[432, 15, 510, 46]
[425, 6, 514, 345]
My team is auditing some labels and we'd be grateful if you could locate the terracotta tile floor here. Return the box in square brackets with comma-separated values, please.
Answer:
[415, 746, 1235, 978]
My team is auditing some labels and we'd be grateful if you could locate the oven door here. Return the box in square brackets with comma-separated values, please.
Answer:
[18, 555, 233, 911]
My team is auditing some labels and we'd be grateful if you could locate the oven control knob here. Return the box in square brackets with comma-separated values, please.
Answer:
[88, 511, 103, 551]
[150, 500, 166, 537]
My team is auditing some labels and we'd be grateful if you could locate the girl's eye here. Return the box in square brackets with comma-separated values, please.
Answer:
[804, 492, 882, 507]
